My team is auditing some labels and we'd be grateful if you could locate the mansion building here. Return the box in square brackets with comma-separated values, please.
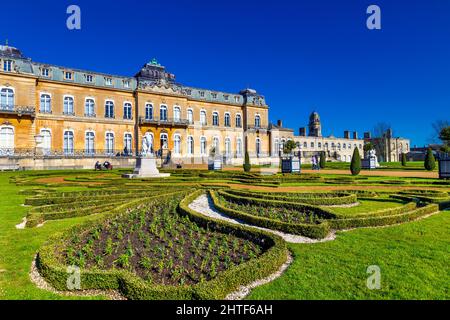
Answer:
[0, 45, 283, 169]
[292, 112, 365, 163]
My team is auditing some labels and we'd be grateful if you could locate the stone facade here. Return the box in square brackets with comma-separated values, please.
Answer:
[364, 129, 410, 162]
[0, 46, 275, 168]
[293, 112, 364, 163]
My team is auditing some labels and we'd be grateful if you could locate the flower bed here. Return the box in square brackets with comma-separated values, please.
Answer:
[37, 191, 287, 300]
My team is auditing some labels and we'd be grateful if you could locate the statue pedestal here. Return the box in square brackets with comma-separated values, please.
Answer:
[122, 157, 170, 179]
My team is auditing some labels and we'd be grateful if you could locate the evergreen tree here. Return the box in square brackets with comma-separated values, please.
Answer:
[243, 151, 251, 172]
[401, 153, 407, 166]
[319, 151, 326, 169]
[424, 148, 436, 171]
[350, 147, 361, 176]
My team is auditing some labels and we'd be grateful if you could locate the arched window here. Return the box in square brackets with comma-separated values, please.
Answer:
[41, 129, 51, 154]
[0, 126, 14, 154]
[160, 133, 168, 149]
[123, 102, 132, 120]
[337, 143, 341, 149]
[173, 106, 181, 122]
[237, 138, 243, 157]
[318, 142, 322, 149]
[85, 99, 95, 117]
[105, 101, 114, 118]
[124, 133, 132, 155]
[40, 94, 51, 113]
[324, 142, 328, 149]
[63, 96, 74, 115]
[200, 110, 207, 125]
[187, 136, 194, 155]
[331, 143, 336, 149]
[255, 115, 261, 128]
[343, 143, 346, 149]
[174, 134, 181, 155]
[105, 132, 115, 155]
[235, 114, 242, 128]
[256, 138, 261, 156]
[359, 144, 362, 149]
[63, 131, 74, 155]
[224, 113, 231, 127]
[160, 105, 168, 121]
[303, 141, 307, 148]
[0, 88, 14, 108]
[280, 139, 286, 152]
[273, 139, 279, 156]
[145, 104, 153, 120]
[212, 112, 219, 126]
[311, 142, 314, 148]
[187, 109, 193, 124]
[225, 137, 231, 156]
[200, 137, 207, 155]
[85, 132, 95, 155]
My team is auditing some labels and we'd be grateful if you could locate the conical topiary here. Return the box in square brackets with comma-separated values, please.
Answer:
[319, 151, 326, 169]
[243, 151, 251, 172]
[424, 148, 435, 171]
[350, 147, 361, 176]
[401, 153, 407, 166]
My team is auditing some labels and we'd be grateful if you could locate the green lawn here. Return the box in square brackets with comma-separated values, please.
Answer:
[0, 172, 104, 299]
[326, 197, 406, 216]
[248, 211, 450, 299]
[0, 170, 448, 300]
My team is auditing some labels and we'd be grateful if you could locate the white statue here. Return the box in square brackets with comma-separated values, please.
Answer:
[141, 135, 153, 157]
[368, 149, 380, 168]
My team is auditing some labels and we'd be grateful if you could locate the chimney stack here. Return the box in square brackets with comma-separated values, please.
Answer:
[299, 127, 306, 136]
[353, 131, 358, 140]
[344, 130, 350, 139]
[277, 120, 283, 127]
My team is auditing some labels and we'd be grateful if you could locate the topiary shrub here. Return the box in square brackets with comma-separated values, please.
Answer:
[243, 151, 251, 172]
[350, 147, 361, 176]
[424, 148, 436, 171]
[319, 151, 326, 169]
[401, 153, 407, 166]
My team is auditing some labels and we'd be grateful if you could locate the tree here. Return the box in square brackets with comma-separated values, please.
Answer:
[283, 140, 297, 154]
[319, 151, 326, 169]
[439, 126, 450, 145]
[372, 122, 392, 162]
[401, 153, 407, 166]
[430, 120, 450, 143]
[424, 148, 436, 171]
[363, 142, 374, 155]
[243, 151, 251, 172]
[350, 147, 361, 176]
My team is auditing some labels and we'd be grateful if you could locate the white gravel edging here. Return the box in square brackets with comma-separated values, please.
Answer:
[30, 255, 126, 300]
[188, 194, 336, 244]
[225, 251, 293, 300]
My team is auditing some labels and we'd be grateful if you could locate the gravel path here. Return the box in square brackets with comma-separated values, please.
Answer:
[30, 255, 126, 300]
[225, 251, 293, 300]
[188, 194, 336, 244]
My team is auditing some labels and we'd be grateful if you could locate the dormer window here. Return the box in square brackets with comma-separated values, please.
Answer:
[123, 80, 130, 88]
[86, 74, 94, 83]
[105, 78, 112, 86]
[64, 71, 73, 80]
[3, 60, 12, 72]
[234, 96, 240, 103]
[199, 91, 205, 97]
[41, 68, 50, 77]
[211, 93, 217, 99]
[224, 95, 229, 101]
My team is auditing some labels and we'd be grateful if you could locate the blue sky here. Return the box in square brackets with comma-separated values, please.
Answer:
[1, 0, 449, 146]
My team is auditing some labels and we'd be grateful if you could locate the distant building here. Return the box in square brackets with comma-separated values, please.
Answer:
[364, 129, 410, 162]
[292, 111, 364, 163]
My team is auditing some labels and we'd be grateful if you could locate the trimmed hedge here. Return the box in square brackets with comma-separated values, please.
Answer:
[26, 190, 185, 227]
[223, 189, 358, 206]
[211, 190, 331, 239]
[328, 203, 438, 229]
[36, 190, 288, 300]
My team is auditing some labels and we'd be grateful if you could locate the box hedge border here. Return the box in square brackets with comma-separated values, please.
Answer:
[211, 190, 330, 239]
[223, 189, 358, 206]
[36, 190, 288, 300]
